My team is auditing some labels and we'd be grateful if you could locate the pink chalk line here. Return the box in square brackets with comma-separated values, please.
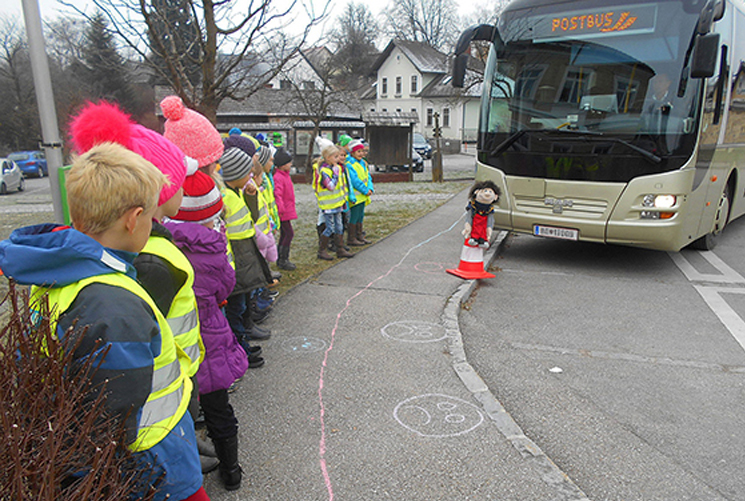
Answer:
[317, 216, 463, 500]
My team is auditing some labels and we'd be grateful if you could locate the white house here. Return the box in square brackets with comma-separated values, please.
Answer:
[362, 40, 481, 145]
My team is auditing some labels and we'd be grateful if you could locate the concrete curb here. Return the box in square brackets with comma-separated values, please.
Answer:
[441, 230, 592, 501]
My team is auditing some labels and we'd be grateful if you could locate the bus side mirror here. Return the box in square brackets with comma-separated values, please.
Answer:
[690, 33, 720, 78]
[452, 24, 501, 88]
[698, 0, 725, 34]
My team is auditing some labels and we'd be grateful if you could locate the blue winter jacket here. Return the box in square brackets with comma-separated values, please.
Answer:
[0, 223, 202, 501]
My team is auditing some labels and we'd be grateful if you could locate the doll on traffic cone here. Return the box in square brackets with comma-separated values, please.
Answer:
[447, 181, 501, 279]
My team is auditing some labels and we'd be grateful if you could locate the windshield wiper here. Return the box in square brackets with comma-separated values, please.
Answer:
[547, 129, 662, 164]
[490, 129, 529, 156]
[490, 128, 662, 164]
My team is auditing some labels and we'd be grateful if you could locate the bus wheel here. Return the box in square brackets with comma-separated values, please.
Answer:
[691, 182, 732, 250]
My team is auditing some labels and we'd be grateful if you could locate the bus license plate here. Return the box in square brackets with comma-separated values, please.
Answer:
[534, 225, 579, 241]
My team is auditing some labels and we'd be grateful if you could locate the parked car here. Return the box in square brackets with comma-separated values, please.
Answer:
[383, 147, 424, 173]
[0, 159, 25, 194]
[413, 132, 432, 159]
[9, 151, 47, 178]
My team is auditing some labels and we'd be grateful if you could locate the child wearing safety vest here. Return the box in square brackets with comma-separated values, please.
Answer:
[0, 143, 208, 501]
[165, 170, 249, 491]
[313, 137, 354, 260]
[218, 147, 275, 353]
[345, 139, 374, 246]
[68, 100, 213, 472]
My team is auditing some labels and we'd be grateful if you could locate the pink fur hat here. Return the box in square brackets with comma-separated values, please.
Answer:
[69, 100, 187, 207]
[160, 95, 224, 168]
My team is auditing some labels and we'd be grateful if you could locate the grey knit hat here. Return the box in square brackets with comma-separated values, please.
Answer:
[219, 147, 253, 182]
[256, 145, 272, 167]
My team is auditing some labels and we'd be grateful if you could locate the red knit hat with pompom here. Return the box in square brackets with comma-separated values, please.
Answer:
[171, 170, 224, 223]
[160, 96, 224, 168]
[69, 101, 187, 207]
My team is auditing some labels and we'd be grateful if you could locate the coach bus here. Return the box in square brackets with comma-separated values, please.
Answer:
[452, 0, 745, 251]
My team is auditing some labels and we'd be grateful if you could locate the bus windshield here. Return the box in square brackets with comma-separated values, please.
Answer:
[481, 0, 703, 182]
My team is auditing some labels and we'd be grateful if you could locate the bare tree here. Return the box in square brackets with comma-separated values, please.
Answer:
[383, 0, 459, 51]
[64, 0, 331, 123]
[330, 2, 378, 90]
[461, 0, 511, 61]
[279, 47, 359, 172]
[44, 16, 87, 70]
[462, 0, 511, 27]
[0, 16, 40, 152]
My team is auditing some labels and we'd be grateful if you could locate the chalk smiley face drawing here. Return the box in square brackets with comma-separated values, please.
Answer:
[393, 394, 485, 437]
[381, 321, 448, 343]
[281, 336, 327, 353]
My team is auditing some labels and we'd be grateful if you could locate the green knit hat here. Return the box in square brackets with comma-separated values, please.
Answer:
[338, 134, 352, 147]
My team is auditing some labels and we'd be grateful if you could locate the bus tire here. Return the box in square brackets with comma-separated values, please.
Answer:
[691, 181, 732, 251]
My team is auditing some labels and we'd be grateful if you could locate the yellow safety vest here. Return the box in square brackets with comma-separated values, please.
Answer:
[253, 190, 272, 235]
[262, 173, 280, 229]
[226, 238, 236, 270]
[314, 164, 347, 211]
[141, 235, 204, 377]
[222, 187, 256, 240]
[347, 158, 371, 207]
[32, 273, 192, 452]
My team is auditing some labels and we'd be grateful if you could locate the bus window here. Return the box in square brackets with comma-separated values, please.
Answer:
[700, 45, 729, 146]
[724, 61, 745, 144]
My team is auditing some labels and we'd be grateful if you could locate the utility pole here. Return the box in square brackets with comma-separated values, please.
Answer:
[432, 112, 443, 183]
[22, 0, 65, 223]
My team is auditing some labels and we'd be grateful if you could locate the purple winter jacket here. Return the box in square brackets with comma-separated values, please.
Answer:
[164, 221, 248, 394]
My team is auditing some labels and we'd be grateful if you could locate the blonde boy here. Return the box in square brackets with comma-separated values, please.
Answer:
[0, 143, 207, 501]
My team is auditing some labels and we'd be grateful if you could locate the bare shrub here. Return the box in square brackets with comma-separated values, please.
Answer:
[0, 280, 156, 501]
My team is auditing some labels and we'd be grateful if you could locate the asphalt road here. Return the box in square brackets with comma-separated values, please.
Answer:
[461, 221, 745, 500]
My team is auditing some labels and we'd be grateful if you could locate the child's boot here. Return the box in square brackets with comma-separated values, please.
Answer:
[318, 235, 334, 260]
[214, 435, 242, 491]
[357, 223, 372, 244]
[278, 246, 297, 270]
[335, 234, 354, 258]
[347, 224, 364, 246]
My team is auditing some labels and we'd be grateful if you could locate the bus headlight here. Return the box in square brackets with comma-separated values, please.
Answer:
[643, 194, 676, 208]
[654, 195, 676, 208]
[641, 194, 676, 219]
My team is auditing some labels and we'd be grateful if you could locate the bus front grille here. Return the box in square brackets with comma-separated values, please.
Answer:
[514, 196, 608, 219]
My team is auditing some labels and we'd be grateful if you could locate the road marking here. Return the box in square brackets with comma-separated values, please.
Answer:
[669, 250, 745, 354]
[693, 286, 745, 352]
[667, 250, 745, 283]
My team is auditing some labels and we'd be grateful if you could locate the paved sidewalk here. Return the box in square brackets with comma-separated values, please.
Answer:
[204, 188, 587, 500]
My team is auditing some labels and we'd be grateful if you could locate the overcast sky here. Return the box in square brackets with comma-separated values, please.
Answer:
[1, 0, 478, 43]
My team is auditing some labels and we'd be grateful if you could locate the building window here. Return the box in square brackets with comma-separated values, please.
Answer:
[396, 108, 402, 112]
[426, 108, 434, 127]
[515, 65, 547, 100]
[371, 108, 376, 112]
[381, 77, 388, 95]
[395, 76, 402, 95]
[411, 75, 418, 93]
[411, 108, 417, 114]
[382, 108, 388, 112]
[442, 108, 450, 127]
[558, 68, 594, 104]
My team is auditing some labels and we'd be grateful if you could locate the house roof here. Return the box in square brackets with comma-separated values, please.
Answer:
[371, 40, 448, 74]
[154, 86, 361, 120]
[362, 111, 418, 126]
[293, 120, 366, 129]
[419, 71, 482, 99]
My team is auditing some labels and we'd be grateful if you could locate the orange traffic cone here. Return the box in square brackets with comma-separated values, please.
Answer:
[446, 239, 495, 280]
